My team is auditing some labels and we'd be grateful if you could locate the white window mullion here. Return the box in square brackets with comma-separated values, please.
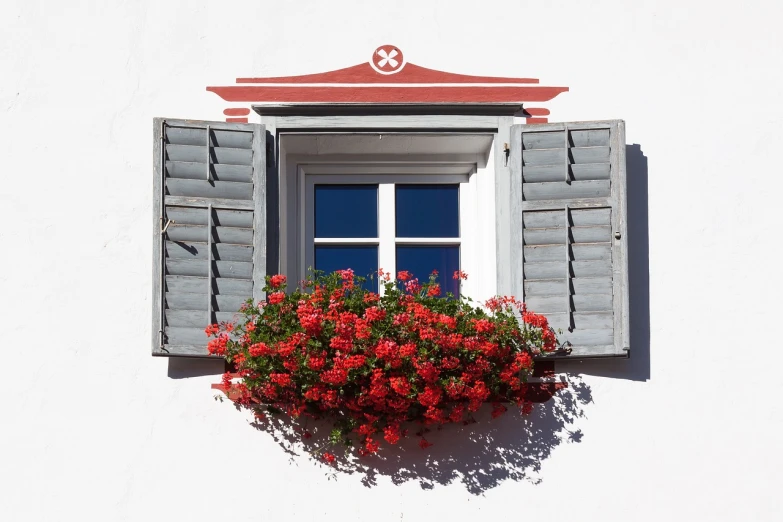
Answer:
[378, 183, 396, 295]
[302, 168, 313, 277]
[395, 237, 461, 245]
[313, 238, 379, 245]
[459, 179, 476, 300]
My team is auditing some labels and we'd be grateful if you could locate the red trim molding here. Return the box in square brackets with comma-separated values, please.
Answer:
[223, 108, 251, 116]
[207, 45, 568, 122]
[208, 85, 568, 104]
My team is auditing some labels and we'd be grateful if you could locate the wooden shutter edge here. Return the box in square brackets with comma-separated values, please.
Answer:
[505, 123, 524, 301]
[612, 120, 630, 357]
[152, 118, 165, 356]
[251, 125, 267, 305]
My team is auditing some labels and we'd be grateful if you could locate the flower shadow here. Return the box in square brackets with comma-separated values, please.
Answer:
[246, 374, 591, 495]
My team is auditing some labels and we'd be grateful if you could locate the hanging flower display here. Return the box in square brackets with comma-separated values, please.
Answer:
[207, 269, 558, 460]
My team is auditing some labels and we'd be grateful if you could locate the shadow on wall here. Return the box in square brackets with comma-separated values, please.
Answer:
[167, 356, 227, 379]
[163, 144, 647, 491]
[556, 144, 651, 382]
[253, 374, 591, 494]
[167, 359, 594, 493]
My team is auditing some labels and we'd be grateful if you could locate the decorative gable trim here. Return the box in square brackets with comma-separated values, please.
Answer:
[207, 45, 568, 123]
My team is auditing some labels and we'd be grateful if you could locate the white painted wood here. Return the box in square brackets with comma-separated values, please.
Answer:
[278, 132, 495, 283]
[302, 172, 465, 288]
[270, 115, 503, 130]
[280, 134, 493, 161]
[394, 237, 461, 244]
[378, 183, 395, 293]
[312, 238, 380, 245]
[285, 135, 494, 293]
[298, 167, 470, 183]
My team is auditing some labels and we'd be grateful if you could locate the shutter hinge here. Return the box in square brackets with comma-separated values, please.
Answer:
[503, 142, 510, 167]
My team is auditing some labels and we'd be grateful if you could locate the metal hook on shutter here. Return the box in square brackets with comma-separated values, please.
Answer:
[161, 218, 174, 234]
[552, 340, 573, 356]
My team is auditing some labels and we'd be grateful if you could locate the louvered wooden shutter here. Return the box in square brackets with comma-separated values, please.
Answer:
[507, 120, 629, 357]
[152, 118, 266, 356]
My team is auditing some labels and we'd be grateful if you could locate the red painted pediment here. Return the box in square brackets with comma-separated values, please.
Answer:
[234, 62, 540, 85]
[207, 45, 567, 122]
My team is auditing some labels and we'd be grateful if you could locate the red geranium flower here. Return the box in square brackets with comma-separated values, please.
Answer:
[208, 267, 556, 457]
[270, 274, 287, 288]
[268, 292, 285, 305]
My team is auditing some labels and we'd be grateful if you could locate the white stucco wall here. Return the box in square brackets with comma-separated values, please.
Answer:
[1, 1, 781, 520]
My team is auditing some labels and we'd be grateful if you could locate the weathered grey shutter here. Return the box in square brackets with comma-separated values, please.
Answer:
[152, 118, 266, 356]
[506, 120, 629, 357]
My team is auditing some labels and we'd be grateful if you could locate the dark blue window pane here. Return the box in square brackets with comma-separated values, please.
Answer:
[396, 184, 459, 238]
[315, 185, 378, 238]
[315, 245, 378, 292]
[396, 245, 460, 297]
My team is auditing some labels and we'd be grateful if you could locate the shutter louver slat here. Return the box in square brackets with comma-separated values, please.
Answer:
[508, 120, 628, 358]
[165, 225, 254, 245]
[165, 144, 254, 165]
[164, 293, 250, 312]
[166, 310, 244, 328]
[152, 118, 267, 357]
[166, 161, 253, 183]
[165, 276, 253, 295]
[165, 179, 254, 200]
[165, 241, 253, 262]
[164, 259, 254, 279]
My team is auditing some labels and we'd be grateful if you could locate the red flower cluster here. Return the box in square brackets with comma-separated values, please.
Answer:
[207, 270, 558, 457]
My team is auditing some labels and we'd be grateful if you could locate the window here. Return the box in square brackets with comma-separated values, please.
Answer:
[304, 178, 465, 296]
[152, 116, 628, 359]
[281, 133, 496, 303]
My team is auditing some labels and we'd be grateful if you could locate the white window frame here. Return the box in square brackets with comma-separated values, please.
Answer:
[270, 126, 509, 304]
[301, 167, 474, 295]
